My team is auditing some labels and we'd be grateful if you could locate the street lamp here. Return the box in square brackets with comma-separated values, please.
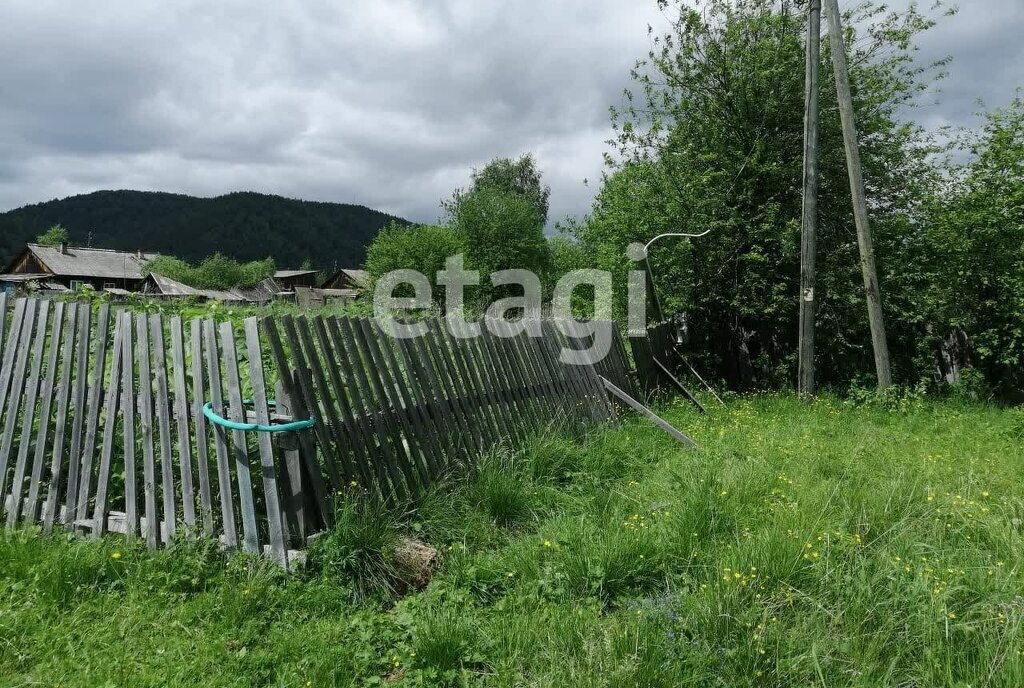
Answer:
[637, 229, 724, 406]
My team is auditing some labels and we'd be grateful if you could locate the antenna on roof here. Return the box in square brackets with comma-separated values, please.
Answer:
[87, 229, 93, 247]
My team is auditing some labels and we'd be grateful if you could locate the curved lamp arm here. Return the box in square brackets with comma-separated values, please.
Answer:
[643, 229, 712, 254]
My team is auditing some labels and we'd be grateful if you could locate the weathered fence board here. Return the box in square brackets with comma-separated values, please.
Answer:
[74, 303, 111, 526]
[137, 313, 160, 549]
[244, 318, 288, 568]
[170, 317, 197, 529]
[190, 318, 215, 536]
[42, 303, 78, 533]
[62, 304, 91, 531]
[0, 299, 38, 507]
[121, 312, 138, 538]
[91, 312, 126, 537]
[203, 318, 238, 549]
[6, 300, 50, 526]
[23, 302, 65, 525]
[220, 320, 260, 554]
[151, 314, 177, 541]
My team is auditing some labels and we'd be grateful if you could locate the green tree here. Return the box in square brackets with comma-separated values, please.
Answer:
[36, 224, 70, 246]
[439, 155, 553, 306]
[924, 97, 1024, 397]
[364, 222, 465, 299]
[447, 154, 551, 226]
[572, 0, 948, 389]
[449, 186, 549, 301]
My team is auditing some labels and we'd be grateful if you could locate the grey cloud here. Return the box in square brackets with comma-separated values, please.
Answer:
[0, 0, 1020, 229]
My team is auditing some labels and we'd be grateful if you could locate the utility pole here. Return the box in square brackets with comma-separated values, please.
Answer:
[822, 0, 892, 389]
[798, 0, 821, 397]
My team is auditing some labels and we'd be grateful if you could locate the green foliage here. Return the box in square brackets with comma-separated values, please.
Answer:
[35, 223, 69, 246]
[409, 604, 483, 675]
[0, 190, 405, 272]
[433, 155, 553, 305]
[446, 153, 551, 227]
[923, 96, 1024, 398]
[364, 221, 465, 298]
[449, 185, 549, 302]
[573, 0, 949, 390]
[143, 253, 276, 290]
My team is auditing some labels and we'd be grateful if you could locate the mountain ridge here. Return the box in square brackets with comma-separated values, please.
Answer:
[0, 190, 408, 271]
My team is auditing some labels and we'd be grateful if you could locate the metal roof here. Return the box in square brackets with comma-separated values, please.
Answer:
[274, 269, 317, 279]
[26, 244, 159, 279]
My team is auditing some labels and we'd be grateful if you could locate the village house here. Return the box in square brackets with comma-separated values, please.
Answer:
[273, 269, 319, 290]
[1, 244, 372, 309]
[320, 268, 370, 291]
[0, 243, 159, 295]
[283, 267, 370, 308]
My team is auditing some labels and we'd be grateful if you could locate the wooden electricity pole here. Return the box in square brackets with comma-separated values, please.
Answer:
[822, 0, 892, 389]
[798, 0, 821, 396]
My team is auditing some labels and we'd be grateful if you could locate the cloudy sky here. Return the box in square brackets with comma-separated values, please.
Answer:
[0, 1, 1020, 225]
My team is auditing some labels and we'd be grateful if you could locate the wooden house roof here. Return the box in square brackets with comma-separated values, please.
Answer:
[322, 268, 370, 289]
[9, 244, 160, 280]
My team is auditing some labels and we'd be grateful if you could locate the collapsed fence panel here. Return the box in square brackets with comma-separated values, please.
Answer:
[0, 297, 646, 566]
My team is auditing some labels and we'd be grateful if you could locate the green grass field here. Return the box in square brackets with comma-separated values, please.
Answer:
[2, 395, 1023, 687]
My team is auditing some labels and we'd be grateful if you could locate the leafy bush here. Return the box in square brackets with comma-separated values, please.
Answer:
[143, 253, 275, 290]
[364, 222, 464, 298]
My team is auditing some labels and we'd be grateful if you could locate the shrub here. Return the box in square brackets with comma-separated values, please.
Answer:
[364, 222, 464, 298]
[143, 253, 275, 290]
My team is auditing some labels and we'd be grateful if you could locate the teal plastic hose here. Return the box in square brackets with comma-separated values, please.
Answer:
[202, 400, 314, 433]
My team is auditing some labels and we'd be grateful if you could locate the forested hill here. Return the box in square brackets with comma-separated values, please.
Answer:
[0, 190, 408, 270]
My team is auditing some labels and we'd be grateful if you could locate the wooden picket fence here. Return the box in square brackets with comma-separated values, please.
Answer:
[0, 295, 637, 568]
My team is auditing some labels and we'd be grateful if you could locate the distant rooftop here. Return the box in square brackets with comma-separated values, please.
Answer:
[23, 243, 159, 280]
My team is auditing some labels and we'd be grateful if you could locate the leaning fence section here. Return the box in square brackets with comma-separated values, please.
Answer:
[0, 296, 637, 567]
[265, 315, 623, 507]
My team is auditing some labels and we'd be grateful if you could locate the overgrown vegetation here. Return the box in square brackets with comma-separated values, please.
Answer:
[365, 154, 553, 306]
[143, 253, 277, 290]
[364, 222, 464, 297]
[3, 396, 1022, 686]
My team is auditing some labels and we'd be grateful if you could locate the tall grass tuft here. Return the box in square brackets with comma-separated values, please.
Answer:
[309, 497, 402, 599]
[466, 450, 537, 528]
